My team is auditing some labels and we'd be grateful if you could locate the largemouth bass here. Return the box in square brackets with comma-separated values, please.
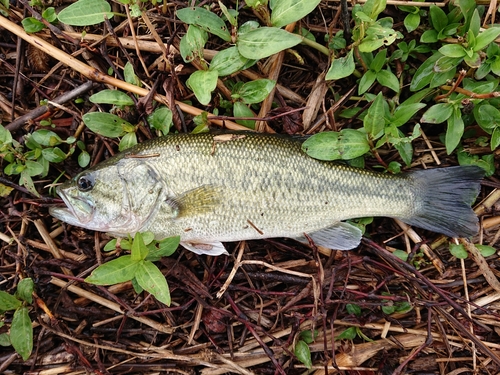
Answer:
[50, 133, 483, 256]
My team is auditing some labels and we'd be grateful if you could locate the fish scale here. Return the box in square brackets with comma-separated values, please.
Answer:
[50, 132, 484, 256]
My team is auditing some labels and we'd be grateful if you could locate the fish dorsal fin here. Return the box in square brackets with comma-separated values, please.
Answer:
[298, 222, 362, 250]
[165, 185, 222, 218]
[181, 241, 229, 255]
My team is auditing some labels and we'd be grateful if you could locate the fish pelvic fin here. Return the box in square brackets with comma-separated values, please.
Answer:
[401, 166, 484, 238]
[166, 185, 222, 218]
[181, 241, 229, 256]
[297, 222, 363, 250]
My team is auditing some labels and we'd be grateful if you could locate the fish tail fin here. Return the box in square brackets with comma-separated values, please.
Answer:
[400, 166, 484, 238]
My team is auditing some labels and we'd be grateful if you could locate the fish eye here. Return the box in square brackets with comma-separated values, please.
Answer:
[77, 173, 95, 192]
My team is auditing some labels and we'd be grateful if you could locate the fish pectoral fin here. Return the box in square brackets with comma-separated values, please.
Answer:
[297, 222, 362, 251]
[181, 241, 229, 256]
[167, 185, 222, 218]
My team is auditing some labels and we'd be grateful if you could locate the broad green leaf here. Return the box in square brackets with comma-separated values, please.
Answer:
[294, 340, 312, 369]
[57, 0, 113, 26]
[146, 236, 180, 261]
[358, 70, 377, 94]
[439, 44, 466, 58]
[118, 131, 137, 151]
[392, 249, 408, 261]
[429, 5, 448, 31]
[450, 243, 468, 259]
[326, 50, 355, 80]
[209, 47, 252, 76]
[346, 303, 362, 316]
[391, 103, 426, 127]
[82, 112, 130, 138]
[469, 9, 481, 38]
[475, 104, 500, 130]
[85, 255, 139, 285]
[186, 70, 218, 105]
[364, 93, 386, 139]
[236, 79, 276, 104]
[0, 333, 10, 346]
[376, 70, 400, 93]
[104, 239, 118, 251]
[299, 330, 317, 344]
[32, 129, 62, 147]
[335, 327, 357, 340]
[382, 304, 395, 314]
[24, 160, 45, 176]
[435, 56, 463, 73]
[131, 232, 149, 262]
[420, 29, 438, 43]
[22, 17, 45, 33]
[446, 108, 464, 154]
[464, 52, 481, 68]
[491, 127, 500, 150]
[370, 49, 387, 72]
[16, 278, 34, 304]
[148, 107, 173, 135]
[78, 151, 90, 168]
[0, 125, 13, 144]
[476, 244, 496, 257]
[363, 0, 387, 19]
[421, 103, 453, 124]
[42, 7, 57, 22]
[135, 261, 171, 305]
[237, 27, 302, 60]
[124, 62, 141, 87]
[233, 101, 256, 129]
[19, 171, 39, 197]
[270, 0, 321, 28]
[474, 27, 500, 52]
[89, 90, 134, 106]
[180, 25, 208, 63]
[11, 307, 33, 361]
[394, 140, 413, 166]
[41, 147, 66, 163]
[176, 7, 231, 42]
[404, 13, 420, 32]
[0, 291, 22, 311]
[301, 130, 369, 161]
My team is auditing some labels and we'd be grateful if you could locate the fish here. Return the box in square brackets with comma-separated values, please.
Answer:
[50, 132, 484, 256]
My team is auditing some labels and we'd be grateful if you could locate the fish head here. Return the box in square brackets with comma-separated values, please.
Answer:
[50, 159, 167, 235]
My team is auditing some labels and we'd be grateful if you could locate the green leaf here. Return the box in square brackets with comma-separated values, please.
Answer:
[41, 147, 66, 163]
[376, 70, 400, 93]
[124, 62, 141, 87]
[32, 129, 62, 146]
[421, 103, 453, 124]
[11, 307, 33, 361]
[464, 52, 481, 68]
[474, 27, 500, 52]
[209, 46, 252, 76]
[20, 170, 39, 197]
[475, 104, 500, 130]
[404, 12, 420, 32]
[370, 49, 387, 72]
[429, 5, 448, 31]
[42, 7, 57, 22]
[491, 127, 500, 150]
[476, 244, 496, 257]
[148, 107, 173, 135]
[364, 93, 386, 139]
[335, 326, 357, 340]
[237, 27, 302, 60]
[469, 9, 481, 38]
[391, 103, 426, 127]
[392, 249, 408, 261]
[89, 90, 134, 106]
[294, 340, 312, 369]
[445, 108, 464, 154]
[0, 333, 11, 346]
[358, 70, 377, 94]
[131, 232, 149, 262]
[176, 7, 231, 42]
[186, 70, 218, 105]
[118, 131, 137, 151]
[103, 239, 118, 251]
[78, 151, 90, 168]
[16, 279, 34, 304]
[0, 291, 22, 311]
[22, 17, 45, 33]
[302, 130, 369, 161]
[270, 0, 321, 28]
[410, 52, 442, 91]
[363, 0, 387, 19]
[382, 304, 395, 314]
[435, 56, 463, 73]
[146, 236, 180, 261]
[298, 330, 317, 344]
[180, 25, 208, 63]
[325, 50, 355, 80]
[233, 101, 256, 129]
[439, 44, 467, 58]
[236, 79, 276, 104]
[450, 243, 468, 259]
[394, 140, 413, 166]
[420, 29, 438, 43]
[24, 160, 45, 176]
[135, 261, 171, 305]
[57, 0, 113, 26]
[82, 112, 130, 138]
[85, 255, 139, 285]
[346, 303, 362, 316]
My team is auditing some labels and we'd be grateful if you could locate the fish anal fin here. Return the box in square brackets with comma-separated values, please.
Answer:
[298, 222, 362, 250]
[181, 241, 229, 256]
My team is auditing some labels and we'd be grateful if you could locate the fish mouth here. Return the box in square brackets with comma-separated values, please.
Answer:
[49, 187, 95, 226]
